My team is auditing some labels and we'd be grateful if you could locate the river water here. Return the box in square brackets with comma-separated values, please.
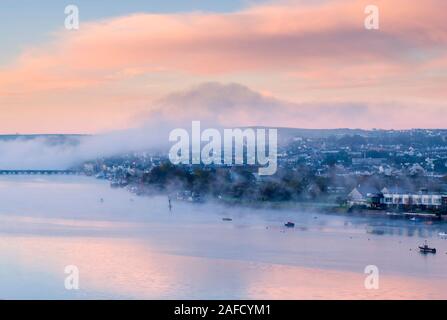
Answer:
[0, 175, 446, 299]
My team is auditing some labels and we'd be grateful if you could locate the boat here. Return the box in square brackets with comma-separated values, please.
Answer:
[438, 232, 447, 238]
[386, 212, 403, 219]
[284, 222, 295, 228]
[222, 218, 232, 222]
[404, 212, 440, 221]
[419, 241, 436, 254]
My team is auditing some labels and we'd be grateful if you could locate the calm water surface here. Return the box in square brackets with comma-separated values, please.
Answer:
[0, 176, 446, 299]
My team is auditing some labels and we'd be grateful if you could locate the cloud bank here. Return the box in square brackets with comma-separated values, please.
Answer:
[0, 0, 446, 133]
[2, 82, 446, 169]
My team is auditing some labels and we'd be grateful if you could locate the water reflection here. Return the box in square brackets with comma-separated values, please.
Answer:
[0, 176, 447, 299]
[1, 235, 446, 299]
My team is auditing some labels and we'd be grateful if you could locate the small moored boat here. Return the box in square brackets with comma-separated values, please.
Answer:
[284, 222, 295, 228]
[419, 241, 436, 254]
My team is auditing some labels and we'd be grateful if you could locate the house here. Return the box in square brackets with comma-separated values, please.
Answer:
[408, 163, 426, 176]
[347, 185, 447, 213]
[381, 188, 446, 211]
[347, 185, 382, 208]
[443, 196, 447, 209]
[352, 158, 386, 166]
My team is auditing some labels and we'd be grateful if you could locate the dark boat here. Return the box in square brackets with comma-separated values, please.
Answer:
[419, 241, 436, 254]
[284, 222, 295, 228]
[222, 218, 232, 222]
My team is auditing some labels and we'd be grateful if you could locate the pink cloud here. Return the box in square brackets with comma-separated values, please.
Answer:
[143, 82, 447, 130]
[0, 0, 446, 132]
[2, 0, 446, 89]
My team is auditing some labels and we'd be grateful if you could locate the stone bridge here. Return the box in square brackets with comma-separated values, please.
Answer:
[0, 170, 80, 175]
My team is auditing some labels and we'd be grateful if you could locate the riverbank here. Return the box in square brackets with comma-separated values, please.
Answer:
[122, 180, 447, 222]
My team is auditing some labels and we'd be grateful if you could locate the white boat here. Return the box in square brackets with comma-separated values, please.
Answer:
[439, 232, 447, 238]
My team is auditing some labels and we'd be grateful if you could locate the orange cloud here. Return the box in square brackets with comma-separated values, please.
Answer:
[0, 0, 446, 132]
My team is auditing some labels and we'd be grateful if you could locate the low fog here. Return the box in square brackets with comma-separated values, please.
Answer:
[0, 82, 373, 170]
[0, 121, 176, 170]
[0, 83, 264, 169]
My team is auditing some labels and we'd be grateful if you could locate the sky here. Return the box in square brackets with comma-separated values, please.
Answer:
[0, 0, 446, 133]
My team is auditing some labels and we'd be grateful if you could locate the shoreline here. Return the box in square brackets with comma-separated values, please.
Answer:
[121, 180, 447, 222]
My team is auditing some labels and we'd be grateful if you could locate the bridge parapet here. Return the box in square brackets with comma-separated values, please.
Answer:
[0, 170, 81, 175]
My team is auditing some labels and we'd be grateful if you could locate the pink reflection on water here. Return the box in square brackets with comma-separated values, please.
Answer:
[3, 235, 447, 299]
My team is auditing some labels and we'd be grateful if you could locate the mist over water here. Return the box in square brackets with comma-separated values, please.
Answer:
[1, 175, 446, 299]
[0, 82, 381, 170]
[0, 83, 268, 170]
[0, 122, 174, 170]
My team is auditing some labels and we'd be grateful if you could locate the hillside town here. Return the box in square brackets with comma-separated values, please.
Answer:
[77, 129, 447, 217]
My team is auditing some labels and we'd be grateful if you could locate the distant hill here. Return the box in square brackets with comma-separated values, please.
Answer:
[241, 127, 447, 146]
[2, 128, 446, 146]
[0, 134, 87, 145]
[275, 127, 447, 138]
